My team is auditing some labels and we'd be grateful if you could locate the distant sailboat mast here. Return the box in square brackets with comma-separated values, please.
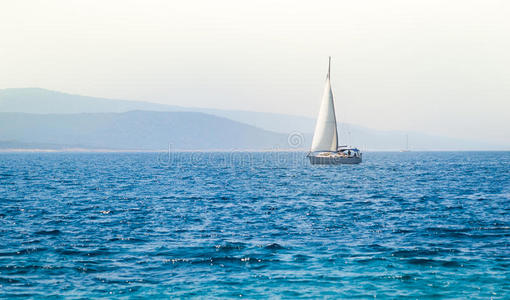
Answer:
[401, 134, 410, 152]
[310, 57, 339, 152]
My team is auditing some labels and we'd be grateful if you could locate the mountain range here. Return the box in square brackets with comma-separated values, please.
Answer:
[0, 88, 507, 151]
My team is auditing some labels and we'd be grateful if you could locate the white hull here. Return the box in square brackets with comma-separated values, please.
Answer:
[308, 154, 362, 165]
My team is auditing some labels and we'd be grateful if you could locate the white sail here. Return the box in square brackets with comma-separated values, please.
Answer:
[310, 57, 338, 152]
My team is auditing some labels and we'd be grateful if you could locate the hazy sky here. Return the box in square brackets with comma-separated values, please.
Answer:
[1, 0, 509, 144]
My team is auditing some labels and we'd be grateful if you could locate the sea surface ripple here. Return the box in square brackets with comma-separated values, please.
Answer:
[0, 152, 509, 298]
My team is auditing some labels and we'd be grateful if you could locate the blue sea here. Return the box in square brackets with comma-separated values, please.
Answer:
[1, 151, 509, 298]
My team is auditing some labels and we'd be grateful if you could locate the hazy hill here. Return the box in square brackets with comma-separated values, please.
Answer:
[335, 125, 504, 151]
[0, 111, 289, 150]
[0, 88, 313, 134]
[0, 88, 176, 114]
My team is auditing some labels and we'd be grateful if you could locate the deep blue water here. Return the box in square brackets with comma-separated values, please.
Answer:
[0, 151, 509, 298]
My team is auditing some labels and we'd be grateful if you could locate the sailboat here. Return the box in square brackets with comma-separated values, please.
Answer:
[400, 134, 411, 152]
[307, 57, 362, 165]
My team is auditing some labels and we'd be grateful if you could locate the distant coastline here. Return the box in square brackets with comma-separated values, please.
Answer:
[1, 88, 509, 151]
[1, 148, 508, 153]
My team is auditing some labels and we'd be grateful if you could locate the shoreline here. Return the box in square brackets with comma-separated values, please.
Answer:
[0, 148, 508, 153]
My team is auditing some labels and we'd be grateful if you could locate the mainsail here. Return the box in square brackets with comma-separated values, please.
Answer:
[310, 57, 338, 152]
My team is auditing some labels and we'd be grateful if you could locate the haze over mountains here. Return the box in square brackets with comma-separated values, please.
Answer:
[0, 88, 506, 151]
[0, 88, 314, 134]
[0, 111, 287, 150]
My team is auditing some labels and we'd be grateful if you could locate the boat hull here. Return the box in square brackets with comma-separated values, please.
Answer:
[308, 155, 362, 165]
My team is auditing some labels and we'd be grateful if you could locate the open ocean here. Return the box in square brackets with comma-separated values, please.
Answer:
[1, 151, 509, 298]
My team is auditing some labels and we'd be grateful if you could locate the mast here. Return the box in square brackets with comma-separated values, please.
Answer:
[330, 56, 338, 150]
[327, 56, 331, 79]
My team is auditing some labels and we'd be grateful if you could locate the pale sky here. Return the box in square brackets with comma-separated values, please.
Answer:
[1, 0, 509, 145]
